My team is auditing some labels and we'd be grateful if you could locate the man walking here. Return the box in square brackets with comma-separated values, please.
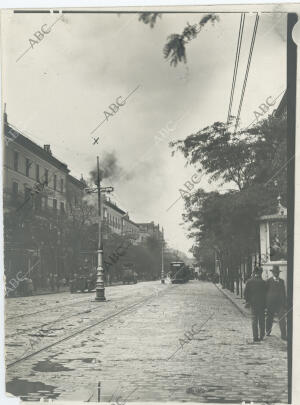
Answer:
[244, 267, 266, 342]
[266, 265, 287, 341]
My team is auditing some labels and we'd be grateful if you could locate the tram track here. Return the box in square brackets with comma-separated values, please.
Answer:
[6, 295, 94, 321]
[6, 285, 174, 369]
[6, 283, 153, 322]
[6, 289, 154, 339]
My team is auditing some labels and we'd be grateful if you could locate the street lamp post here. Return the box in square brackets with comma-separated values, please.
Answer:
[95, 156, 105, 301]
[161, 227, 165, 284]
[85, 156, 114, 302]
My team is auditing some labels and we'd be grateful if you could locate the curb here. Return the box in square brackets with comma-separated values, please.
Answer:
[214, 283, 285, 342]
[214, 283, 250, 317]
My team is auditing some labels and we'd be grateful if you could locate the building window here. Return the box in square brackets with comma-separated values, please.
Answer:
[44, 169, 48, 185]
[25, 158, 31, 177]
[60, 179, 64, 193]
[54, 175, 57, 190]
[53, 199, 57, 211]
[13, 151, 19, 171]
[36, 164, 40, 181]
[60, 202, 65, 212]
[12, 182, 18, 196]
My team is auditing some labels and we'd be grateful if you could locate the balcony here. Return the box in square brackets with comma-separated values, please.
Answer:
[4, 190, 66, 222]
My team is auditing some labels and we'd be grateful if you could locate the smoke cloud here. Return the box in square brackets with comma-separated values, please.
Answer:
[89, 151, 124, 183]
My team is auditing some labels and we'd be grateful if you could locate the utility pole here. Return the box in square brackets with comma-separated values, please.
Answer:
[161, 227, 165, 284]
[85, 156, 113, 302]
[95, 156, 105, 301]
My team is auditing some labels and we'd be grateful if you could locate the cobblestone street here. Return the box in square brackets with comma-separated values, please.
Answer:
[5, 281, 287, 403]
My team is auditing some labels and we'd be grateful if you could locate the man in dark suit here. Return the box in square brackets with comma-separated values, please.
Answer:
[244, 266, 266, 342]
[266, 265, 287, 341]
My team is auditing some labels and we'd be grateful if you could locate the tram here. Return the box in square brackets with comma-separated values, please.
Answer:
[122, 263, 138, 284]
[169, 261, 190, 284]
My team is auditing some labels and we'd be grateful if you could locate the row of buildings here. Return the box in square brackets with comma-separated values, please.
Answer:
[3, 110, 163, 291]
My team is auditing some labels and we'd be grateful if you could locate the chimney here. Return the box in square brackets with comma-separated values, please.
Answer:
[80, 174, 87, 187]
[44, 144, 52, 155]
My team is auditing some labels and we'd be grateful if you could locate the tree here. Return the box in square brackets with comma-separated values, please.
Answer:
[138, 12, 162, 28]
[171, 113, 287, 290]
[171, 114, 287, 194]
[138, 13, 219, 66]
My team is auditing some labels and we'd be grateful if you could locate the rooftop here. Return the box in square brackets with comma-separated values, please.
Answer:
[5, 122, 70, 173]
[103, 198, 126, 215]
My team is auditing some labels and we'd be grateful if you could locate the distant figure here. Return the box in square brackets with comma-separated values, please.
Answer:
[49, 273, 55, 291]
[244, 266, 266, 342]
[20, 277, 34, 296]
[54, 273, 60, 291]
[70, 273, 78, 294]
[266, 265, 287, 341]
[87, 272, 96, 291]
[27, 278, 34, 296]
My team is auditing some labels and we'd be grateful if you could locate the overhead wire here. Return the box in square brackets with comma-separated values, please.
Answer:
[227, 13, 245, 124]
[234, 13, 260, 133]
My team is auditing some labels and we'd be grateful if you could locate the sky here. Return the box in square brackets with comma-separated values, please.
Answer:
[1, 10, 287, 256]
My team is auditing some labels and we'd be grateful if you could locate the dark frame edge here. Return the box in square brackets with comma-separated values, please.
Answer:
[287, 12, 297, 405]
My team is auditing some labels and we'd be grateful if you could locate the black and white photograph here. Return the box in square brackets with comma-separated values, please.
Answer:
[1, 4, 298, 404]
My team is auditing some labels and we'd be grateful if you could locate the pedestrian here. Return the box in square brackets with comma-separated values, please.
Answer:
[266, 265, 287, 341]
[244, 266, 266, 342]
[49, 272, 55, 292]
[54, 273, 60, 292]
[27, 278, 34, 296]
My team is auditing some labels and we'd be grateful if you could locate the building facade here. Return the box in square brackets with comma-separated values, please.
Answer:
[3, 112, 166, 292]
[3, 115, 71, 292]
[122, 214, 140, 243]
[137, 221, 162, 243]
[4, 124, 69, 216]
[66, 174, 86, 213]
[102, 197, 126, 236]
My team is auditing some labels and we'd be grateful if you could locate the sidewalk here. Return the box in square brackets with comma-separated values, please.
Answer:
[214, 283, 283, 340]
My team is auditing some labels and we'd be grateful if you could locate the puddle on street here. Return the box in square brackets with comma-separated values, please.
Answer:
[69, 357, 97, 363]
[33, 360, 73, 372]
[81, 358, 96, 363]
[6, 343, 23, 347]
[6, 378, 59, 401]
